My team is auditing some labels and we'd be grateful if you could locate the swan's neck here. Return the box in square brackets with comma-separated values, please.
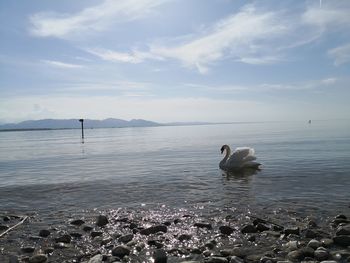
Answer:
[219, 145, 231, 169]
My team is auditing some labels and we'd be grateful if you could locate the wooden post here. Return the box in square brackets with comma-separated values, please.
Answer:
[79, 119, 84, 139]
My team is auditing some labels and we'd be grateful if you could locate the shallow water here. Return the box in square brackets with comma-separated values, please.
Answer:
[0, 121, 349, 217]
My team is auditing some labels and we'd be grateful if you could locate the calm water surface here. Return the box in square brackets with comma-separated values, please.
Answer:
[0, 121, 349, 216]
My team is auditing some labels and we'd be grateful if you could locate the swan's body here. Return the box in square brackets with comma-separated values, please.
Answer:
[219, 144, 261, 171]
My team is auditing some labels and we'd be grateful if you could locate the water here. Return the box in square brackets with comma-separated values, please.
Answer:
[0, 121, 349, 217]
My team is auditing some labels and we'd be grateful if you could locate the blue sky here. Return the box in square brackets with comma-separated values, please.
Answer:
[0, 0, 349, 123]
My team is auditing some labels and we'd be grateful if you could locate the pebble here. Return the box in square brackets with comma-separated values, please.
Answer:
[241, 224, 257, 233]
[69, 232, 82, 238]
[229, 256, 244, 263]
[55, 234, 71, 243]
[153, 249, 167, 263]
[140, 225, 168, 235]
[284, 227, 300, 236]
[285, 241, 299, 251]
[29, 254, 48, 263]
[21, 247, 35, 253]
[87, 254, 103, 263]
[38, 229, 50, 237]
[304, 229, 317, 238]
[321, 238, 333, 247]
[83, 225, 93, 232]
[96, 215, 109, 227]
[111, 245, 131, 258]
[336, 225, 350, 236]
[178, 234, 192, 241]
[256, 223, 270, 232]
[333, 235, 350, 246]
[43, 247, 54, 254]
[194, 222, 212, 230]
[314, 247, 329, 261]
[91, 231, 103, 238]
[219, 225, 234, 235]
[70, 219, 85, 226]
[54, 242, 70, 249]
[307, 239, 321, 249]
[118, 234, 134, 243]
[204, 256, 228, 263]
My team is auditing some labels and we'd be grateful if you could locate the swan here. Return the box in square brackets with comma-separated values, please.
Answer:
[219, 144, 261, 171]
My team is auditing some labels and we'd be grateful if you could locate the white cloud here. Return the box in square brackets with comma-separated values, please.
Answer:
[41, 60, 84, 69]
[29, 0, 169, 38]
[328, 43, 350, 66]
[85, 48, 162, 64]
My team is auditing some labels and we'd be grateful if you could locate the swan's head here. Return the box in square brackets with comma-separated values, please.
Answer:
[220, 145, 228, 154]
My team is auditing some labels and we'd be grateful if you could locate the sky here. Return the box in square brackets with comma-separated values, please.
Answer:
[0, 0, 350, 123]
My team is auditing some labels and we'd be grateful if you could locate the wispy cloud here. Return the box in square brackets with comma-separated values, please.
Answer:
[41, 60, 84, 69]
[328, 43, 350, 66]
[85, 48, 162, 64]
[29, 0, 169, 38]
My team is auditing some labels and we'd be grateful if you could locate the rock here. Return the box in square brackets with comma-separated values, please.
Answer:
[83, 225, 93, 232]
[70, 219, 85, 226]
[336, 225, 350, 236]
[333, 235, 350, 246]
[29, 254, 47, 263]
[204, 257, 228, 263]
[287, 247, 314, 261]
[284, 227, 300, 236]
[3, 216, 10, 221]
[314, 248, 329, 261]
[38, 229, 50, 238]
[118, 234, 134, 243]
[194, 222, 212, 230]
[55, 234, 71, 243]
[0, 225, 9, 230]
[260, 256, 277, 263]
[307, 239, 321, 249]
[91, 231, 103, 238]
[178, 234, 192, 241]
[153, 249, 167, 263]
[219, 225, 234, 235]
[8, 255, 19, 263]
[219, 249, 232, 257]
[54, 242, 70, 249]
[231, 247, 247, 258]
[129, 222, 138, 229]
[335, 214, 347, 220]
[140, 225, 167, 235]
[308, 220, 318, 227]
[241, 224, 257, 233]
[29, 236, 42, 241]
[285, 241, 299, 251]
[230, 256, 244, 263]
[321, 238, 333, 247]
[96, 215, 109, 227]
[148, 240, 163, 248]
[304, 229, 317, 238]
[256, 223, 270, 232]
[88, 254, 103, 263]
[43, 247, 54, 254]
[112, 245, 131, 258]
[163, 221, 171, 226]
[69, 232, 82, 238]
[247, 235, 256, 242]
[21, 247, 35, 253]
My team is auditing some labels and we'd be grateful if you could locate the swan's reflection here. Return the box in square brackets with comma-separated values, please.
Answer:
[221, 168, 260, 181]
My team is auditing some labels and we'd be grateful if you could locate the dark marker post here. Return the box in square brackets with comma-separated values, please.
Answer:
[79, 119, 84, 141]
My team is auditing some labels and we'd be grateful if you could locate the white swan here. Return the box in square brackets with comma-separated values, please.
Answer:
[219, 144, 261, 171]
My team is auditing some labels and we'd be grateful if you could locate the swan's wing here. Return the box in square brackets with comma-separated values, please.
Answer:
[227, 147, 255, 167]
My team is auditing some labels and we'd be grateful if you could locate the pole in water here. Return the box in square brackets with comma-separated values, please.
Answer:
[79, 119, 84, 141]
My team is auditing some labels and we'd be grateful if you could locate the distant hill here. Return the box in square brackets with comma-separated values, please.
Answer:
[0, 118, 162, 130]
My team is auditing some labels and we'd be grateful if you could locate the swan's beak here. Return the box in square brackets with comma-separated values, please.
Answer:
[220, 147, 224, 154]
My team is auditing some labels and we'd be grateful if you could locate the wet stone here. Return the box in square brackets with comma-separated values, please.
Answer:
[178, 233, 192, 241]
[91, 231, 103, 238]
[54, 242, 71, 249]
[219, 225, 234, 235]
[112, 245, 131, 258]
[314, 248, 329, 261]
[21, 247, 35, 253]
[140, 225, 167, 235]
[43, 247, 54, 254]
[333, 235, 350, 246]
[148, 240, 164, 248]
[304, 229, 317, 238]
[194, 222, 212, 230]
[321, 238, 333, 247]
[29, 254, 47, 263]
[70, 219, 85, 226]
[55, 234, 71, 243]
[241, 224, 257, 233]
[257, 223, 270, 232]
[153, 249, 167, 263]
[230, 256, 244, 263]
[38, 229, 50, 237]
[69, 232, 83, 238]
[96, 215, 109, 227]
[204, 256, 228, 263]
[336, 225, 350, 236]
[83, 225, 93, 232]
[307, 239, 321, 249]
[87, 254, 103, 263]
[118, 234, 133, 243]
[284, 227, 300, 236]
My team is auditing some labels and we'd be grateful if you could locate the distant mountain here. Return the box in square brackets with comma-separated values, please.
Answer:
[0, 118, 162, 130]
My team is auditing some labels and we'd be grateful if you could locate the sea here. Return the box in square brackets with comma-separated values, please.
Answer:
[0, 121, 349, 219]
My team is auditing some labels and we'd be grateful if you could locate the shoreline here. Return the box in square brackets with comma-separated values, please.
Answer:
[1, 206, 349, 263]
